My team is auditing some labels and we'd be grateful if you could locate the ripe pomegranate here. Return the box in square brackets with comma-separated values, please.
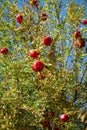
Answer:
[74, 30, 81, 39]
[41, 13, 48, 21]
[43, 36, 52, 46]
[74, 39, 85, 48]
[82, 19, 87, 25]
[0, 47, 9, 55]
[60, 114, 69, 122]
[32, 61, 44, 72]
[29, 50, 39, 59]
[16, 14, 23, 24]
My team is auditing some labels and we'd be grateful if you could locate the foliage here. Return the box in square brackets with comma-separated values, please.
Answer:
[0, 0, 87, 130]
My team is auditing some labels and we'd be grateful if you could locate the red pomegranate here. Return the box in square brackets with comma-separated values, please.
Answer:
[74, 39, 85, 48]
[41, 13, 48, 21]
[74, 30, 81, 39]
[82, 19, 87, 25]
[60, 114, 69, 122]
[32, 61, 44, 72]
[16, 14, 23, 24]
[0, 47, 9, 55]
[43, 36, 53, 46]
[29, 50, 39, 59]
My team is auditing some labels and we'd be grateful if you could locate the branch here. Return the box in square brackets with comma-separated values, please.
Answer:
[79, 67, 87, 85]
[73, 89, 78, 102]
[65, 44, 73, 66]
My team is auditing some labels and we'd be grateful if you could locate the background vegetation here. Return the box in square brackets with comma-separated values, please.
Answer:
[0, 0, 87, 129]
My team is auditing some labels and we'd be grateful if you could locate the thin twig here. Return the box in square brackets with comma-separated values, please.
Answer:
[79, 67, 87, 85]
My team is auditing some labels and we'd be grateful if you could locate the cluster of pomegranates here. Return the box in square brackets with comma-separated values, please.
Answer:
[15, 0, 48, 24]
[74, 30, 85, 48]
[15, 13, 47, 25]
[40, 111, 69, 129]
[1, 0, 86, 57]
[0, 36, 52, 73]
[74, 19, 87, 48]
[30, 36, 53, 72]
